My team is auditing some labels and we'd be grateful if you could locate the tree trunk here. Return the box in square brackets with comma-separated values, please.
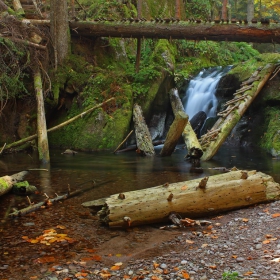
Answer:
[34, 69, 50, 163]
[68, 20, 280, 43]
[83, 170, 280, 227]
[0, 171, 29, 197]
[133, 104, 155, 156]
[160, 111, 188, 156]
[175, 0, 181, 19]
[247, 0, 254, 22]
[50, 0, 69, 67]
[201, 64, 276, 161]
[222, 0, 228, 20]
[169, 88, 203, 160]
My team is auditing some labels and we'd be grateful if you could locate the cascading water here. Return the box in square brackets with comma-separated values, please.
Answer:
[183, 66, 232, 120]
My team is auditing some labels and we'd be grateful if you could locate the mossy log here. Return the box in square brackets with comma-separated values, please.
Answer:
[133, 104, 155, 156]
[0, 171, 29, 196]
[83, 170, 280, 228]
[160, 110, 188, 156]
[200, 63, 276, 161]
[169, 88, 203, 160]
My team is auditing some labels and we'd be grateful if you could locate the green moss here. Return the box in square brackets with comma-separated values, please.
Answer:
[260, 107, 280, 156]
[229, 53, 280, 81]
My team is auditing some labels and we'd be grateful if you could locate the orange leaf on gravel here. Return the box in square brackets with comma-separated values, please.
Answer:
[186, 240, 194, 244]
[243, 271, 253, 276]
[263, 240, 270, 244]
[153, 262, 159, 268]
[34, 256, 55, 264]
[242, 218, 249, 222]
[110, 265, 120, 270]
[272, 213, 280, 218]
[181, 270, 190, 279]
[181, 185, 188, 190]
[92, 255, 102, 261]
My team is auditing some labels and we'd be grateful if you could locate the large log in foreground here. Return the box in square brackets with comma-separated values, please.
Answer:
[83, 170, 280, 228]
[68, 21, 280, 44]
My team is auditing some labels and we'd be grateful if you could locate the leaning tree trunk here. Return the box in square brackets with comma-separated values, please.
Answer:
[83, 170, 280, 228]
[160, 110, 188, 156]
[169, 88, 203, 160]
[34, 69, 49, 163]
[200, 63, 276, 161]
[0, 171, 29, 197]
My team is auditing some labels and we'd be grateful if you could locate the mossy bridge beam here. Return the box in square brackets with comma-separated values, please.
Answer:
[65, 21, 280, 43]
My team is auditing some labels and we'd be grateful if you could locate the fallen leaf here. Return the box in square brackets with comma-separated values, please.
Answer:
[34, 256, 56, 264]
[86, 249, 96, 253]
[56, 225, 66, 229]
[92, 255, 102, 261]
[114, 262, 123, 266]
[243, 271, 253, 276]
[263, 240, 270, 244]
[232, 255, 238, 259]
[242, 218, 249, 222]
[209, 265, 217, 269]
[271, 257, 280, 263]
[181, 270, 190, 279]
[186, 240, 194, 244]
[201, 244, 208, 248]
[181, 185, 188, 190]
[110, 265, 120, 271]
[75, 272, 88, 277]
[153, 262, 159, 268]
[271, 213, 280, 218]
[266, 234, 273, 238]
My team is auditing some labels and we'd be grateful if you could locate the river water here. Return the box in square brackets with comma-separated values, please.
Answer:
[0, 145, 279, 213]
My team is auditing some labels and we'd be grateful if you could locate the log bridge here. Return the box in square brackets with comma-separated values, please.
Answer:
[26, 19, 280, 44]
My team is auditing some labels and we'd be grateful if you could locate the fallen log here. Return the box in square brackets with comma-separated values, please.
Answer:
[169, 88, 203, 161]
[160, 110, 188, 156]
[83, 170, 280, 228]
[0, 171, 29, 196]
[133, 104, 155, 156]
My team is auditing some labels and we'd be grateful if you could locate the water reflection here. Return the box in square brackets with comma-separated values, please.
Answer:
[0, 145, 279, 206]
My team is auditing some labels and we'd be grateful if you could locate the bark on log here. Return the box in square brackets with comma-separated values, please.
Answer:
[0, 171, 29, 196]
[3, 98, 115, 151]
[169, 88, 203, 160]
[133, 104, 155, 156]
[160, 110, 188, 156]
[83, 170, 280, 228]
[68, 21, 280, 44]
[200, 64, 276, 161]
[34, 69, 50, 163]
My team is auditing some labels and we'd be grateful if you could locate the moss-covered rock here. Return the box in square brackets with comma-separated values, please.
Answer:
[260, 107, 280, 157]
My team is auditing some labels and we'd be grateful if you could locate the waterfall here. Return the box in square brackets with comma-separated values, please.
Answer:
[183, 66, 231, 120]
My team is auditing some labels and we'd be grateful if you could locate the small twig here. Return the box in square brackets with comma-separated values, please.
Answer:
[269, 66, 280, 81]
[233, 85, 253, 95]
[217, 104, 239, 118]
[0, 143, 6, 155]
[224, 95, 247, 106]
[26, 196, 34, 205]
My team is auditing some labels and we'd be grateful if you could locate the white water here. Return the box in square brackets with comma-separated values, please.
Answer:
[183, 66, 231, 120]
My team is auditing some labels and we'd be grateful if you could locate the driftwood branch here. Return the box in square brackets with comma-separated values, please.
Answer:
[9, 179, 112, 218]
[113, 130, 133, 154]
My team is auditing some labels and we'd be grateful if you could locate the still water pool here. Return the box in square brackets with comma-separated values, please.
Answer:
[0, 144, 279, 207]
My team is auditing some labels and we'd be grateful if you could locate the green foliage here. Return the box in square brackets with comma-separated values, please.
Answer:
[78, 0, 136, 20]
[222, 271, 241, 280]
[0, 38, 30, 101]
